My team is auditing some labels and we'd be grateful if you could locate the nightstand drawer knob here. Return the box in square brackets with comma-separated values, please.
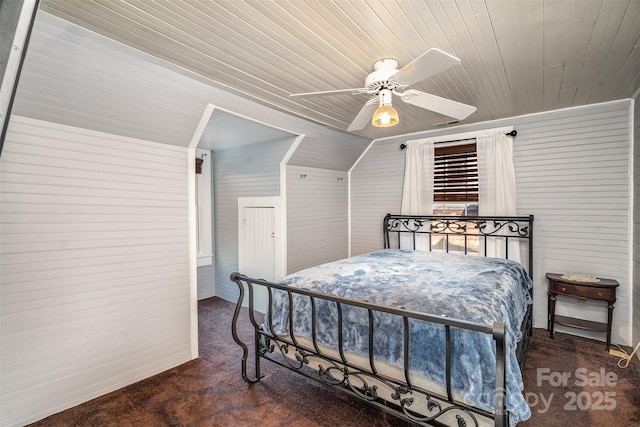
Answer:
[598, 292, 602, 296]
[561, 287, 566, 292]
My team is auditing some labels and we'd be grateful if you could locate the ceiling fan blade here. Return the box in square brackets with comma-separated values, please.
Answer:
[289, 88, 369, 99]
[347, 98, 378, 132]
[392, 48, 461, 85]
[399, 89, 476, 120]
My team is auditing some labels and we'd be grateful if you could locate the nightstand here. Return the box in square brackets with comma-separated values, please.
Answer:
[546, 273, 619, 351]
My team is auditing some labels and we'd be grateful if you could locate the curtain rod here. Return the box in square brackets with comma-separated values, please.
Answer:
[399, 130, 517, 150]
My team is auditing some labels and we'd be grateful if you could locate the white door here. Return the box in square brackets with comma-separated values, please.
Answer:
[239, 206, 275, 313]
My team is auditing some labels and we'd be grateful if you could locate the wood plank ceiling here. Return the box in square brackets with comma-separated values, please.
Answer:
[40, 0, 640, 140]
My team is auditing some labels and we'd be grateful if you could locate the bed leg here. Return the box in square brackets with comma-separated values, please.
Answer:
[493, 322, 508, 427]
[230, 273, 261, 384]
[253, 328, 262, 380]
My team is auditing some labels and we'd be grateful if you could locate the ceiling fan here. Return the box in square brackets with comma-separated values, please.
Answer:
[289, 48, 476, 131]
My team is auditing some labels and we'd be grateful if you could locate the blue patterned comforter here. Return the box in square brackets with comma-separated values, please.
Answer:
[267, 249, 532, 425]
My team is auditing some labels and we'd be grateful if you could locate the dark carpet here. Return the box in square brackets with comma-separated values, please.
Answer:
[30, 297, 640, 426]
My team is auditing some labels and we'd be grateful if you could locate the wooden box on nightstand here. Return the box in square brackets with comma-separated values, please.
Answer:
[546, 272, 619, 351]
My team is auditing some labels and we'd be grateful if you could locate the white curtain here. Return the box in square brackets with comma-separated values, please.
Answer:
[400, 140, 434, 250]
[477, 131, 520, 261]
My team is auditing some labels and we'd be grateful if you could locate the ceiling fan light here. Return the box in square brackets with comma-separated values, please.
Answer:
[372, 105, 399, 128]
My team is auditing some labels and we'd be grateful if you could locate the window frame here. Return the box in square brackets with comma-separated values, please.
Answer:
[195, 148, 213, 267]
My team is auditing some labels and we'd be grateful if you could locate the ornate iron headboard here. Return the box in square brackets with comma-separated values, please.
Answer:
[383, 214, 534, 279]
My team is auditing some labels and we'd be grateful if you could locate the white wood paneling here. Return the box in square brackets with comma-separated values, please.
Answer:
[350, 100, 632, 346]
[199, 109, 296, 152]
[287, 165, 349, 274]
[349, 140, 404, 255]
[633, 91, 640, 350]
[13, 12, 369, 161]
[0, 116, 191, 426]
[213, 138, 293, 304]
[197, 264, 215, 301]
[287, 134, 370, 172]
[38, 0, 640, 140]
[513, 102, 631, 347]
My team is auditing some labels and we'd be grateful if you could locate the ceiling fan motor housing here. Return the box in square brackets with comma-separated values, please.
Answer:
[365, 58, 402, 93]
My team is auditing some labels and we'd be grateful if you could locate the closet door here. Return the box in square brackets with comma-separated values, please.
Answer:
[238, 205, 276, 313]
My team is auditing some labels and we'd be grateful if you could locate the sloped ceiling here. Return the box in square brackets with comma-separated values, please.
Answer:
[198, 109, 296, 152]
[40, 0, 640, 140]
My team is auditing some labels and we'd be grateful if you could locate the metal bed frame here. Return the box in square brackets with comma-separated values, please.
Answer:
[231, 214, 534, 427]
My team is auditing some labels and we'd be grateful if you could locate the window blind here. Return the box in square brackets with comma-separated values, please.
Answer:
[434, 142, 478, 202]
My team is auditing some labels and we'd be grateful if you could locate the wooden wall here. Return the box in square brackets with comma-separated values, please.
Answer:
[633, 91, 640, 351]
[286, 165, 349, 274]
[197, 263, 215, 300]
[0, 116, 192, 425]
[287, 135, 369, 171]
[351, 100, 633, 346]
[212, 138, 293, 303]
[1, 13, 370, 425]
[13, 12, 370, 157]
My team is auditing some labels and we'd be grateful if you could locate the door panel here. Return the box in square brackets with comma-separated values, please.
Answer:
[239, 206, 275, 313]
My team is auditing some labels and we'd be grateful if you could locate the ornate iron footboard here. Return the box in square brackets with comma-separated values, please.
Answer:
[231, 214, 533, 427]
[231, 273, 509, 426]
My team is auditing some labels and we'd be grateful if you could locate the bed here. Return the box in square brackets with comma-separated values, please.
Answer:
[231, 214, 534, 427]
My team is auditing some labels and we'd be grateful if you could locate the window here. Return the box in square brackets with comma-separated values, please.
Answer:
[432, 142, 479, 253]
[433, 142, 478, 217]
[196, 148, 213, 267]
[403, 127, 516, 256]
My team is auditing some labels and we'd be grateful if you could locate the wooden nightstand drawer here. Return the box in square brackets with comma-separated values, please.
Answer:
[550, 281, 615, 302]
